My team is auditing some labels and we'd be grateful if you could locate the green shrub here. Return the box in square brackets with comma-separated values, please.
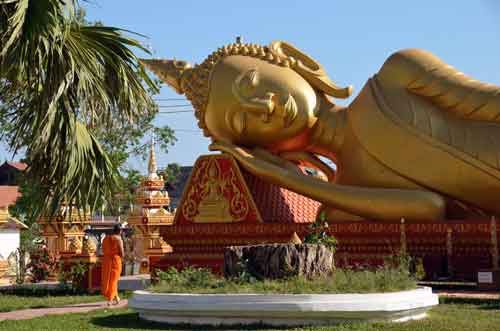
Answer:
[58, 262, 88, 292]
[26, 246, 57, 283]
[303, 210, 337, 250]
[150, 263, 417, 294]
[414, 257, 426, 280]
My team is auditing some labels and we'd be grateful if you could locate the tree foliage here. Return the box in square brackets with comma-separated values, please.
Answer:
[161, 163, 181, 186]
[0, 0, 160, 217]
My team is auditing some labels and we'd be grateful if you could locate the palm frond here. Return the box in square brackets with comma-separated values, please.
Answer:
[0, 0, 158, 217]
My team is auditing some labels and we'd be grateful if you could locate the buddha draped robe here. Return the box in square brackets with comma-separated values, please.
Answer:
[101, 235, 123, 301]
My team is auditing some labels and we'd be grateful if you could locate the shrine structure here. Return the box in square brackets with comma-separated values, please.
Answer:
[36, 203, 103, 289]
[38, 203, 92, 258]
[127, 141, 173, 272]
[0, 207, 27, 284]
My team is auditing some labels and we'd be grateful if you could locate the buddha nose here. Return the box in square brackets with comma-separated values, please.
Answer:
[242, 92, 276, 116]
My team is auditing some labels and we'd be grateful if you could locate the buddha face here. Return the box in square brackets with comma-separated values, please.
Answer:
[205, 55, 319, 148]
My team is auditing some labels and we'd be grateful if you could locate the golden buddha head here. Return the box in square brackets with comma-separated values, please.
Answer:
[142, 40, 352, 148]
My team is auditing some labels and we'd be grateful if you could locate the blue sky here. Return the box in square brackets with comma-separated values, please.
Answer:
[5, 1, 500, 173]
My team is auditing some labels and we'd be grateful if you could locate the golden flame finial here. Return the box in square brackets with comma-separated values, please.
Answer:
[140, 59, 192, 94]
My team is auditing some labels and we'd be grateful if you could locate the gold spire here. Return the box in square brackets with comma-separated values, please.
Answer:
[148, 137, 158, 179]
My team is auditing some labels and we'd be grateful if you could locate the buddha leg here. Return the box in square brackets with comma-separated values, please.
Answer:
[320, 206, 365, 222]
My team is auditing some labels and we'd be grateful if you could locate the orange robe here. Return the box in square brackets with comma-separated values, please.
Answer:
[101, 235, 122, 301]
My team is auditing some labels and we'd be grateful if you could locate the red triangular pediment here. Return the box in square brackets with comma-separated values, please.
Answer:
[173, 154, 262, 224]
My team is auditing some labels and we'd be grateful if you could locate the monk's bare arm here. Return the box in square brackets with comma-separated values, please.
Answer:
[117, 236, 124, 257]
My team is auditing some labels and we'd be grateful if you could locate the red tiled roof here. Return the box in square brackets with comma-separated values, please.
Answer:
[0, 186, 21, 207]
[242, 168, 320, 223]
[5, 162, 27, 171]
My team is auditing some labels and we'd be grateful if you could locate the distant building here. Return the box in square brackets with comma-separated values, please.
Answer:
[0, 161, 26, 210]
[0, 186, 21, 208]
[0, 208, 27, 260]
[164, 166, 193, 209]
[0, 161, 27, 186]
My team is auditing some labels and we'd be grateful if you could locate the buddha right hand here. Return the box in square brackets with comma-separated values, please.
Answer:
[209, 141, 302, 182]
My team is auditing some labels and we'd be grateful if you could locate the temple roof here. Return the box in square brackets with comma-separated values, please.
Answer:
[165, 166, 193, 208]
[0, 186, 21, 207]
[242, 169, 320, 223]
[0, 207, 27, 230]
[3, 162, 27, 171]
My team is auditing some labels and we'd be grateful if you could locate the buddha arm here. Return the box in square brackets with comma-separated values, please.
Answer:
[210, 142, 445, 221]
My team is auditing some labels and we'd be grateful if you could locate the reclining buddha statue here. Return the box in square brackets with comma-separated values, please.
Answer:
[142, 40, 500, 222]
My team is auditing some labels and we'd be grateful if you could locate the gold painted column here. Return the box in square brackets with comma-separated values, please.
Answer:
[400, 218, 407, 255]
[446, 227, 453, 278]
[491, 216, 498, 270]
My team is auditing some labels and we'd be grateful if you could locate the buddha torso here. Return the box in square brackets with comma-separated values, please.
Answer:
[326, 77, 500, 217]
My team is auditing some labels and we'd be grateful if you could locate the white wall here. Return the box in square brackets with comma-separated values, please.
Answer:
[0, 229, 20, 260]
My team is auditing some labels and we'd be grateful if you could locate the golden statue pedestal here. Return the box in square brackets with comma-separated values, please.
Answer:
[152, 154, 500, 281]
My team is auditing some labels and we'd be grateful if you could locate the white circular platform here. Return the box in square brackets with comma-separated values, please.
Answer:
[129, 287, 438, 326]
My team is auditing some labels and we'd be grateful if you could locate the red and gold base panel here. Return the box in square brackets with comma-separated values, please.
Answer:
[154, 219, 499, 281]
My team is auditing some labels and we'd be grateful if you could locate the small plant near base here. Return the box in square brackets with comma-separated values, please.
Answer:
[303, 210, 337, 251]
[156, 267, 221, 290]
[26, 245, 57, 283]
[58, 261, 88, 293]
[414, 257, 426, 280]
[231, 258, 258, 283]
[385, 253, 427, 281]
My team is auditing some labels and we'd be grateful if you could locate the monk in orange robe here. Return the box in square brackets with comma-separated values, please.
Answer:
[101, 224, 124, 305]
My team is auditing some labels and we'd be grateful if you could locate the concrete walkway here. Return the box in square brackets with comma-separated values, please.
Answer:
[0, 299, 128, 321]
[435, 290, 500, 300]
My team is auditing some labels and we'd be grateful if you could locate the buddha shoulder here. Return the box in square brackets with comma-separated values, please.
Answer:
[375, 48, 500, 124]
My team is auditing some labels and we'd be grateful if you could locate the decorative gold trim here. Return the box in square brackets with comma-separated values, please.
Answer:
[446, 227, 453, 276]
[400, 218, 407, 255]
[491, 216, 499, 269]
[158, 253, 224, 260]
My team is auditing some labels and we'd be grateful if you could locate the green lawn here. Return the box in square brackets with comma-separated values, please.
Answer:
[0, 291, 134, 313]
[0, 298, 499, 331]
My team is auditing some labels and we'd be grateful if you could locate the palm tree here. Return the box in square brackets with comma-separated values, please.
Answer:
[0, 0, 158, 216]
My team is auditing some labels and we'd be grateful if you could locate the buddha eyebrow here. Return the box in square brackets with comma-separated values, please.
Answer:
[234, 68, 260, 97]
